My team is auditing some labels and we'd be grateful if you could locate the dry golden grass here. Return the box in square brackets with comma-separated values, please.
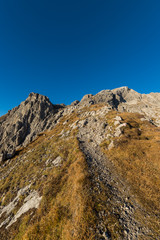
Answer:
[1, 108, 160, 239]
[0, 112, 98, 240]
[0, 113, 7, 122]
[101, 112, 160, 235]
[21, 140, 96, 240]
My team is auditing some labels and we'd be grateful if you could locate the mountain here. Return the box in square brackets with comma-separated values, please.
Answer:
[0, 93, 64, 161]
[0, 87, 160, 239]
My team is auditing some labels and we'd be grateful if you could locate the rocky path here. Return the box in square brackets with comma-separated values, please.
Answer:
[77, 115, 150, 240]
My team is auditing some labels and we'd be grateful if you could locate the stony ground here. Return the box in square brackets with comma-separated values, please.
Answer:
[77, 109, 154, 240]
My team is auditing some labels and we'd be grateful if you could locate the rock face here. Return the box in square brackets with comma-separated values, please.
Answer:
[1, 86, 160, 161]
[0, 93, 64, 161]
[79, 86, 160, 125]
[79, 87, 141, 108]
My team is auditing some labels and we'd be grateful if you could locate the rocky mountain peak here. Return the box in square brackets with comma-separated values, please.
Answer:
[27, 92, 50, 103]
[0, 93, 63, 162]
[1, 87, 160, 163]
[79, 86, 142, 108]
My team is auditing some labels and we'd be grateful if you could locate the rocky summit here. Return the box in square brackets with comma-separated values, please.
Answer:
[0, 93, 64, 162]
[0, 87, 160, 239]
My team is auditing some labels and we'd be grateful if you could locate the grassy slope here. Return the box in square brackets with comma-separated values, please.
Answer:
[101, 112, 160, 238]
[0, 107, 160, 239]
[0, 113, 98, 240]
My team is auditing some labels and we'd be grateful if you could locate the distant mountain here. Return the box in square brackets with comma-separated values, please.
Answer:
[0, 87, 160, 239]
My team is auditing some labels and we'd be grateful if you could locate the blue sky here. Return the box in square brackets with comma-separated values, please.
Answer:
[0, 0, 160, 115]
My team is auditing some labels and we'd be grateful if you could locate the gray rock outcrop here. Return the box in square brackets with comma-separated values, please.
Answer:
[79, 87, 140, 108]
[1, 86, 160, 161]
[0, 93, 64, 161]
[79, 86, 160, 125]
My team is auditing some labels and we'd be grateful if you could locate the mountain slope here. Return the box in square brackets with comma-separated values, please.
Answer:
[0, 87, 160, 239]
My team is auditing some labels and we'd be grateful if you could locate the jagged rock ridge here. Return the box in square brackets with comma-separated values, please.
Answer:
[79, 86, 160, 125]
[1, 86, 160, 161]
[0, 93, 64, 161]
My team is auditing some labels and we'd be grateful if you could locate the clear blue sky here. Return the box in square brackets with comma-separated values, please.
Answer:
[0, 0, 160, 116]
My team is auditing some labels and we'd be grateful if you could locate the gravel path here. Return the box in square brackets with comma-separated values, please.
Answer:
[77, 115, 150, 240]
